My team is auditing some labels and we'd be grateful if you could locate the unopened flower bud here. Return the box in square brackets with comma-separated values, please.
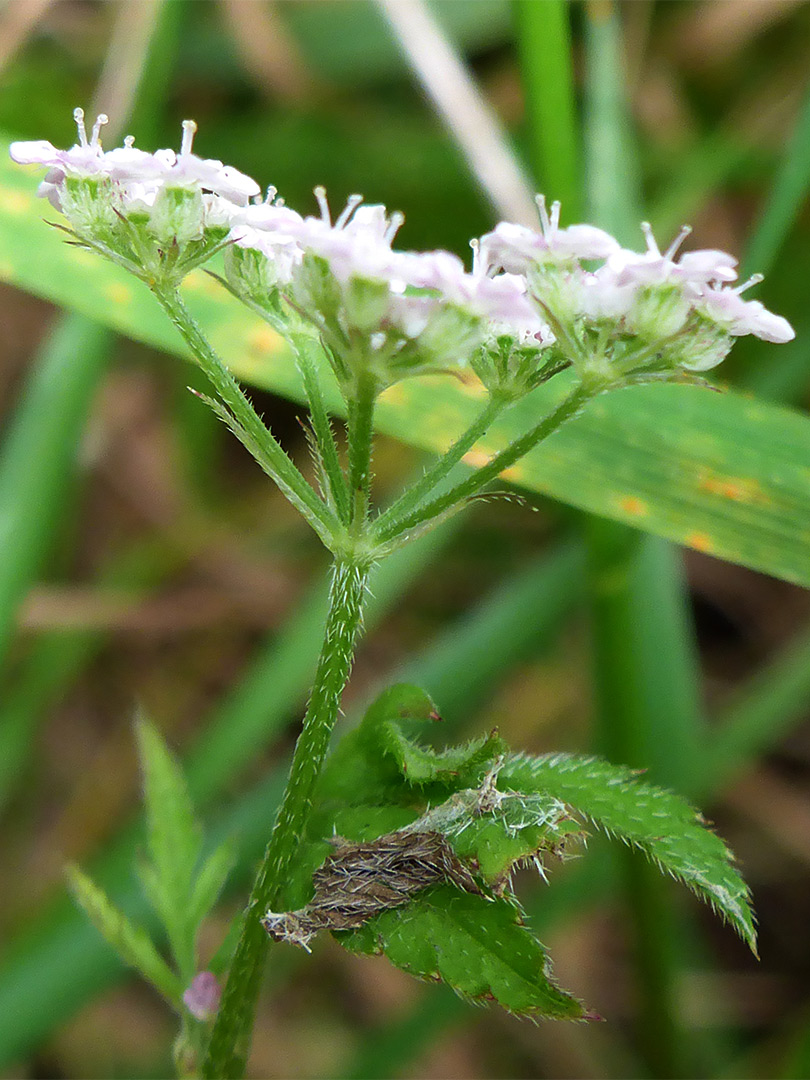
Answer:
[183, 971, 221, 1022]
[148, 184, 205, 247]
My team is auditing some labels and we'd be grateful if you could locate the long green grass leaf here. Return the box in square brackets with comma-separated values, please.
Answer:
[0, 314, 109, 670]
[1, 152, 809, 585]
[742, 76, 810, 280]
[512, 0, 581, 214]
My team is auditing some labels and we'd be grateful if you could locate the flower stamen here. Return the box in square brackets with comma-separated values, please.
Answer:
[734, 273, 764, 295]
[335, 193, 363, 229]
[314, 185, 331, 224]
[90, 114, 108, 147]
[384, 210, 404, 244]
[180, 119, 197, 156]
[641, 221, 659, 256]
[73, 107, 88, 147]
[664, 224, 691, 261]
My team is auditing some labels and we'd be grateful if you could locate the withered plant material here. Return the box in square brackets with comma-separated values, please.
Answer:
[262, 829, 481, 950]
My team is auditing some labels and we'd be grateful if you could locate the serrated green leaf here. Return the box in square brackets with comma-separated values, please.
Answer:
[502, 753, 757, 953]
[3, 149, 810, 586]
[187, 842, 235, 932]
[65, 865, 182, 1007]
[339, 884, 586, 1020]
[135, 717, 202, 972]
[360, 683, 507, 787]
[447, 803, 581, 887]
[382, 724, 507, 786]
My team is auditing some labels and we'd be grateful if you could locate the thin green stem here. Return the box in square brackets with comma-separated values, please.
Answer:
[376, 381, 596, 544]
[152, 287, 339, 547]
[373, 393, 507, 538]
[346, 376, 377, 527]
[203, 557, 370, 1080]
[289, 331, 351, 524]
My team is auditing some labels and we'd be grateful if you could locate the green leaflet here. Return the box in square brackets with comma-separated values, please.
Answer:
[65, 866, 182, 1008]
[70, 722, 234, 1003]
[501, 752, 757, 953]
[358, 683, 508, 787]
[3, 147, 810, 586]
[137, 717, 203, 976]
[338, 885, 586, 1020]
[263, 684, 756, 1020]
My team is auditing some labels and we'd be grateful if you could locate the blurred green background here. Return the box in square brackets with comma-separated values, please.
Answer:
[1, 1, 810, 1078]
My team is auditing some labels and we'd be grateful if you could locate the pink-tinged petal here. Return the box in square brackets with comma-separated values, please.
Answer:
[9, 140, 61, 166]
[552, 223, 621, 259]
[678, 249, 737, 283]
[342, 204, 389, 240]
[233, 202, 304, 234]
[37, 180, 63, 211]
[214, 165, 261, 204]
[698, 287, 794, 343]
[104, 146, 169, 181]
[731, 302, 795, 343]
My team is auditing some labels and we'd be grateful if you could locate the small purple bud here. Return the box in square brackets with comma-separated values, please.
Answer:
[183, 971, 221, 1021]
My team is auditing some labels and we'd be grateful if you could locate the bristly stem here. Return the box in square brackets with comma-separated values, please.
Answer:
[373, 393, 508, 538]
[375, 380, 598, 544]
[152, 287, 339, 547]
[289, 331, 351, 525]
[346, 373, 377, 527]
[202, 557, 371, 1080]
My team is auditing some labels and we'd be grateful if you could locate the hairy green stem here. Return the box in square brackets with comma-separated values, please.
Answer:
[346, 376, 377, 526]
[287, 332, 351, 524]
[375, 381, 596, 544]
[203, 557, 371, 1079]
[152, 287, 338, 546]
[373, 393, 507, 537]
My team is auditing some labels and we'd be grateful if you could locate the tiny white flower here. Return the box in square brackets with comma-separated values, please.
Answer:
[478, 195, 620, 275]
[607, 222, 738, 287]
[579, 265, 636, 322]
[10, 108, 109, 177]
[695, 275, 795, 343]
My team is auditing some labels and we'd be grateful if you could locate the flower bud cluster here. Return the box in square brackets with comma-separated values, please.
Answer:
[224, 188, 554, 396]
[11, 112, 794, 396]
[11, 110, 259, 284]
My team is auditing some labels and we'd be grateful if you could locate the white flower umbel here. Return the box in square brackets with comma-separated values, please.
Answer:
[10, 110, 260, 286]
[230, 188, 536, 397]
[471, 198, 795, 381]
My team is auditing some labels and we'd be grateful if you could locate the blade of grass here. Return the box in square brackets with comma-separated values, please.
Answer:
[398, 539, 585, 728]
[702, 623, 810, 798]
[582, 5, 700, 1075]
[0, 314, 110, 672]
[0, 0, 186, 790]
[734, 75, 810, 404]
[742, 74, 810, 281]
[512, 0, 581, 216]
[3, 155, 810, 585]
